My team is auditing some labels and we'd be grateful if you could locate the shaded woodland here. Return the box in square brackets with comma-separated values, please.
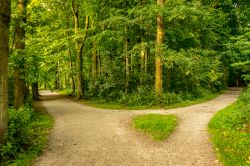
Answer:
[0, 0, 249, 152]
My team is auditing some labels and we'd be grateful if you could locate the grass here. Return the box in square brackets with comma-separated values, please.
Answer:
[209, 88, 250, 166]
[59, 89, 223, 110]
[0, 103, 53, 166]
[133, 114, 177, 141]
[164, 92, 223, 109]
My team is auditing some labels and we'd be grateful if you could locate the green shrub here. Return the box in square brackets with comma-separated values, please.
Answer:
[118, 86, 157, 107]
[8, 76, 14, 106]
[161, 92, 182, 105]
[116, 86, 211, 108]
[80, 85, 217, 109]
[0, 105, 53, 165]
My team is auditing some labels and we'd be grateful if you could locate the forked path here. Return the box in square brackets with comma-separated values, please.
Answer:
[34, 88, 241, 166]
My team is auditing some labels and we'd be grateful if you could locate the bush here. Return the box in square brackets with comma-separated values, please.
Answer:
[8, 76, 14, 106]
[0, 105, 53, 165]
[1, 106, 32, 160]
[116, 86, 210, 108]
[118, 86, 156, 107]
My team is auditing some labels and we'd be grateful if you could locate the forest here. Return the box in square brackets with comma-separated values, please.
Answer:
[0, 0, 249, 165]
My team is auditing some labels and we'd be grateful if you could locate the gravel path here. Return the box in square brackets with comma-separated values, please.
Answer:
[34, 88, 241, 166]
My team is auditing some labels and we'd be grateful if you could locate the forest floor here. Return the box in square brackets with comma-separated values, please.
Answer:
[33, 88, 241, 166]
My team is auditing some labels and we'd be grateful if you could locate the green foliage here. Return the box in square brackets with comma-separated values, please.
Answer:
[4, 0, 249, 164]
[231, 60, 250, 83]
[88, 85, 216, 108]
[0, 106, 53, 165]
[61, 88, 221, 110]
[133, 114, 177, 141]
[209, 86, 250, 166]
[7, 76, 14, 106]
[8, 0, 248, 99]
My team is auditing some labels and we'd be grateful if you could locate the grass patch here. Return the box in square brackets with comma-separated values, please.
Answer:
[79, 99, 127, 110]
[0, 103, 53, 166]
[164, 92, 223, 109]
[209, 88, 250, 166]
[133, 114, 177, 141]
[58, 89, 76, 97]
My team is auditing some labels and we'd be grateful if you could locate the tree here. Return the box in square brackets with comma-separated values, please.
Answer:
[17, 0, 248, 107]
[155, 0, 165, 96]
[0, 0, 11, 145]
[71, 0, 89, 99]
[14, 0, 27, 108]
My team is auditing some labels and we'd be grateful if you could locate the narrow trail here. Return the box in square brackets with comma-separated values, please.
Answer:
[34, 88, 241, 166]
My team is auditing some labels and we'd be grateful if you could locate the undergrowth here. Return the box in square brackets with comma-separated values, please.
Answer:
[60, 86, 221, 110]
[0, 105, 53, 166]
[209, 86, 250, 166]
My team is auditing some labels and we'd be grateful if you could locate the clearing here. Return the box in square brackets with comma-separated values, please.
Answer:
[34, 88, 241, 166]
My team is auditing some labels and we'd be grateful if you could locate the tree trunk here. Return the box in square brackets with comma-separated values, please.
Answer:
[223, 65, 228, 87]
[92, 41, 97, 84]
[72, 1, 83, 99]
[72, 1, 89, 99]
[140, 40, 147, 84]
[32, 82, 39, 100]
[76, 48, 83, 99]
[155, 0, 165, 96]
[66, 13, 76, 95]
[14, 0, 26, 109]
[98, 53, 101, 75]
[55, 61, 59, 89]
[0, 0, 10, 145]
[68, 49, 76, 94]
[14, 70, 25, 108]
[124, 26, 129, 93]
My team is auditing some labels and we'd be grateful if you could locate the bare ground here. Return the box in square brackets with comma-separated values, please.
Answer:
[33, 88, 241, 166]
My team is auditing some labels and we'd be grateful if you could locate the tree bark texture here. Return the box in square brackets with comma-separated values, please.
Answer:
[0, 0, 10, 145]
[72, 1, 89, 99]
[32, 82, 39, 100]
[72, 1, 83, 99]
[155, 0, 165, 96]
[68, 49, 76, 94]
[124, 26, 129, 93]
[140, 40, 147, 84]
[92, 41, 97, 83]
[66, 14, 76, 94]
[14, 0, 26, 108]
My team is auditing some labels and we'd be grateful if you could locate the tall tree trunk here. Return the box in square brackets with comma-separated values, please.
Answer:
[72, 1, 89, 99]
[76, 48, 83, 99]
[72, 1, 83, 99]
[223, 65, 228, 87]
[55, 61, 59, 89]
[98, 53, 101, 75]
[140, 40, 147, 84]
[124, 26, 129, 93]
[14, 0, 27, 109]
[68, 49, 76, 94]
[155, 0, 165, 96]
[92, 41, 97, 83]
[0, 0, 10, 145]
[145, 47, 148, 76]
[14, 70, 25, 108]
[66, 12, 76, 95]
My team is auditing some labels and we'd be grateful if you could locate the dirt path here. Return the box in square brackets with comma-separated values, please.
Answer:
[34, 88, 241, 166]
